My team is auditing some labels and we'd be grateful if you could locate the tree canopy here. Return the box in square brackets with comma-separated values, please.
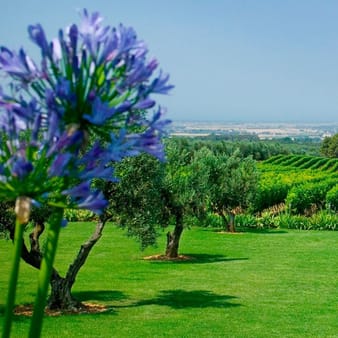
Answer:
[321, 134, 338, 158]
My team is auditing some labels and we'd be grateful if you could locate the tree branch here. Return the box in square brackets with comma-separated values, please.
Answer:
[65, 218, 107, 288]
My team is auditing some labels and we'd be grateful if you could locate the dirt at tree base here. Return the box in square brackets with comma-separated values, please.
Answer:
[14, 302, 109, 317]
[143, 254, 194, 261]
[216, 231, 244, 235]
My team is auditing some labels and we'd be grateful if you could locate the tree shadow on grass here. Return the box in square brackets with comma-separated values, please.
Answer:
[129, 289, 240, 309]
[236, 227, 288, 235]
[147, 254, 248, 265]
[72, 290, 127, 303]
[185, 254, 248, 264]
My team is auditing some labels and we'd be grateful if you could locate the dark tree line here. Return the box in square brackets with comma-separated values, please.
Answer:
[168, 136, 321, 160]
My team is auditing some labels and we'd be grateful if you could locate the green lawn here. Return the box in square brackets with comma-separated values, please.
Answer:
[1, 224, 337, 337]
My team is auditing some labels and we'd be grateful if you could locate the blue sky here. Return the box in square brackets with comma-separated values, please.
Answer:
[1, 0, 338, 122]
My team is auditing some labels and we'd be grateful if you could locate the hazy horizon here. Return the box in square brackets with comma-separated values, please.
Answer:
[171, 117, 338, 124]
[1, 1, 338, 123]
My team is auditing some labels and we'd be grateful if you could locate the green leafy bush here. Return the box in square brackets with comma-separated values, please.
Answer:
[201, 213, 224, 228]
[63, 209, 97, 222]
[256, 211, 278, 228]
[326, 184, 338, 211]
[286, 179, 337, 215]
[275, 211, 337, 231]
[275, 214, 310, 230]
[309, 211, 337, 230]
[254, 178, 290, 211]
[235, 214, 257, 228]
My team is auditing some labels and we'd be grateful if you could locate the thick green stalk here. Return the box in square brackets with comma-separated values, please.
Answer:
[29, 209, 64, 338]
[2, 217, 25, 338]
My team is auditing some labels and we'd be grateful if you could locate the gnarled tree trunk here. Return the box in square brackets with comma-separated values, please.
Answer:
[165, 207, 183, 258]
[48, 220, 106, 310]
[48, 219, 107, 310]
[48, 274, 81, 310]
[9, 217, 107, 311]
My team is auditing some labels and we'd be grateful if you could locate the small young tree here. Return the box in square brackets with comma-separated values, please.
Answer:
[204, 150, 259, 232]
[321, 134, 338, 158]
[106, 140, 211, 258]
[162, 142, 210, 257]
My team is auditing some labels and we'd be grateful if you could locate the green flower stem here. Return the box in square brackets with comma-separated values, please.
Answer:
[2, 218, 25, 338]
[29, 209, 64, 338]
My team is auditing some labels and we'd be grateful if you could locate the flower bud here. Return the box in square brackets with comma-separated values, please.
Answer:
[15, 196, 32, 224]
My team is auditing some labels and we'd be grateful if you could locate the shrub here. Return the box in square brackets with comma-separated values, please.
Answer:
[326, 184, 338, 211]
[202, 213, 224, 228]
[63, 209, 97, 222]
[275, 214, 310, 230]
[309, 211, 337, 231]
[256, 211, 278, 229]
[236, 214, 257, 228]
[275, 211, 337, 231]
[286, 179, 337, 215]
[254, 179, 289, 212]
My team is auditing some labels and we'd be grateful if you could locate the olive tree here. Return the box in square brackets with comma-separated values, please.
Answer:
[162, 142, 210, 257]
[203, 150, 259, 232]
[106, 140, 210, 258]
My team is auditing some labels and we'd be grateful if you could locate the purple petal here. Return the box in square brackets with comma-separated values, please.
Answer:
[68, 24, 78, 52]
[80, 166, 113, 180]
[51, 38, 62, 61]
[0, 47, 37, 80]
[133, 98, 155, 110]
[115, 101, 132, 114]
[28, 24, 50, 58]
[149, 71, 174, 94]
[63, 181, 91, 198]
[83, 98, 117, 125]
[76, 191, 108, 214]
[49, 153, 73, 176]
[10, 157, 34, 179]
[117, 24, 138, 54]
[78, 142, 106, 168]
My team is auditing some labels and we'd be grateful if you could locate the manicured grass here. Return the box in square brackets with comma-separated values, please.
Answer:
[1, 224, 337, 337]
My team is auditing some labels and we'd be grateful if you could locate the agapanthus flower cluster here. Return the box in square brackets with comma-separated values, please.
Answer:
[0, 9, 172, 216]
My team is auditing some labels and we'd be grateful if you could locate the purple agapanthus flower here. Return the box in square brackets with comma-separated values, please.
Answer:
[0, 8, 173, 217]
